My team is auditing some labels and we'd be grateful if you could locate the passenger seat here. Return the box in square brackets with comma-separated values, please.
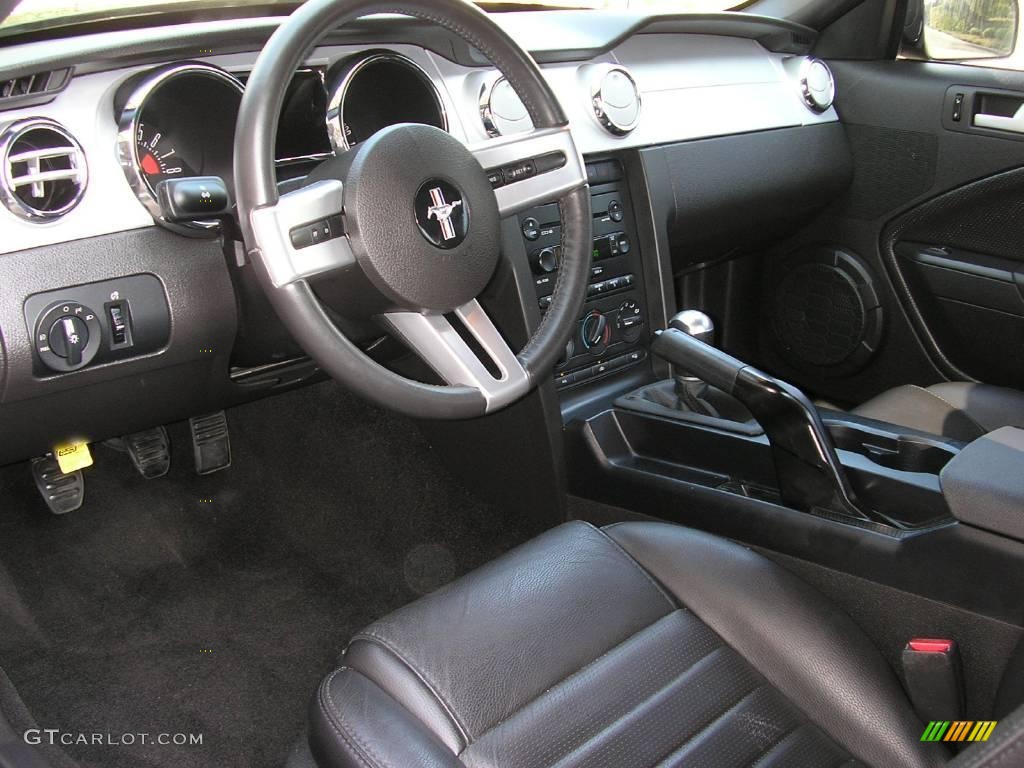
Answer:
[853, 382, 1024, 442]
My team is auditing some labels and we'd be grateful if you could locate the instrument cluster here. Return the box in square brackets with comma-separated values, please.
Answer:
[114, 51, 449, 228]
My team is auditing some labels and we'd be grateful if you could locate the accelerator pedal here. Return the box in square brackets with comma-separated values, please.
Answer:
[190, 411, 231, 475]
[31, 455, 85, 515]
[124, 426, 171, 479]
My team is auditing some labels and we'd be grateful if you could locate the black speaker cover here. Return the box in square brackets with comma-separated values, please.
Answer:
[772, 246, 883, 374]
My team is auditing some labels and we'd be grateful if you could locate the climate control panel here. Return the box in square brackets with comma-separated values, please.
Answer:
[519, 159, 648, 391]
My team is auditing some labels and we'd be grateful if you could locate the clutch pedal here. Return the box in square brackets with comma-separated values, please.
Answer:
[31, 456, 85, 515]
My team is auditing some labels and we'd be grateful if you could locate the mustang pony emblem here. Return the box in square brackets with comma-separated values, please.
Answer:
[426, 187, 463, 242]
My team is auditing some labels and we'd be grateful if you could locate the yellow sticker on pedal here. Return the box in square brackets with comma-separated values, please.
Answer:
[54, 441, 93, 474]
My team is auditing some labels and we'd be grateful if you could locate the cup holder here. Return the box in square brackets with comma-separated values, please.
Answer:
[828, 424, 957, 475]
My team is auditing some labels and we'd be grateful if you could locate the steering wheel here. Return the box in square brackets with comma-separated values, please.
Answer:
[234, 0, 591, 419]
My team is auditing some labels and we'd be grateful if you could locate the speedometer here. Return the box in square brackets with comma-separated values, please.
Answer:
[325, 52, 447, 152]
[116, 62, 242, 228]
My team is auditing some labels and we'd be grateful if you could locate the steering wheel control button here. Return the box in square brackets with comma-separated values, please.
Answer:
[608, 200, 624, 222]
[35, 301, 102, 372]
[415, 179, 468, 249]
[486, 169, 504, 188]
[521, 216, 540, 241]
[289, 214, 344, 250]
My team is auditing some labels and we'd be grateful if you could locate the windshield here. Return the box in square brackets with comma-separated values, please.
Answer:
[0, 0, 741, 38]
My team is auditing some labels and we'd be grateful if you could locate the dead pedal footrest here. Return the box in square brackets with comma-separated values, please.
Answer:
[31, 456, 85, 515]
[190, 411, 231, 475]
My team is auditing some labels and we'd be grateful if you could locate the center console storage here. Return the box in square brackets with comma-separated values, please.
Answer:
[940, 426, 1024, 541]
[586, 320, 966, 532]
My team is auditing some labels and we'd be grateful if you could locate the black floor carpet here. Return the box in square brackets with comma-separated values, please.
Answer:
[0, 383, 530, 768]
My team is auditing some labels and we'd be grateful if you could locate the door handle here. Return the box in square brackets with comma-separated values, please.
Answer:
[974, 103, 1024, 134]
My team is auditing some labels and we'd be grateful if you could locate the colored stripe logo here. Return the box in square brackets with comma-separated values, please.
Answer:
[921, 721, 997, 742]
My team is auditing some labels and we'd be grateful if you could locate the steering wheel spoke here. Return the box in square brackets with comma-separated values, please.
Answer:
[248, 179, 356, 287]
[470, 126, 586, 217]
[382, 299, 530, 413]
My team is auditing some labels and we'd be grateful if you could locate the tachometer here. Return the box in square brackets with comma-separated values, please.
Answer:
[116, 62, 242, 228]
[135, 122, 196, 183]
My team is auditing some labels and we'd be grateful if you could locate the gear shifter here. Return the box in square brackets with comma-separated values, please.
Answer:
[669, 311, 719, 417]
[649, 326, 884, 524]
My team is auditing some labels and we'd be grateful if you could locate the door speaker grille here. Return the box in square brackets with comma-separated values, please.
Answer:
[772, 246, 884, 373]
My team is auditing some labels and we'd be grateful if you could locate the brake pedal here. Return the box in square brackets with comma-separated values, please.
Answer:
[190, 411, 231, 475]
[31, 456, 85, 515]
[124, 426, 171, 479]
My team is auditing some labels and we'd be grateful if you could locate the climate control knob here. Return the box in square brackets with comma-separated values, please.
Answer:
[580, 310, 611, 354]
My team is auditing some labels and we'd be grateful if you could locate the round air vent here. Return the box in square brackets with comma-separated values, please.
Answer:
[479, 76, 531, 137]
[590, 65, 641, 136]
[0, 118, 87, 221]
[772, 246, 883, 374]
[799, 58, 835, 113]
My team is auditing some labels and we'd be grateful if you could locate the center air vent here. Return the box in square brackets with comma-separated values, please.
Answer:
[0, 118, 87, 221]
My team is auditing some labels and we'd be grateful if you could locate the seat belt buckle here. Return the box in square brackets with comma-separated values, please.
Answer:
[902, 638, 965, 724]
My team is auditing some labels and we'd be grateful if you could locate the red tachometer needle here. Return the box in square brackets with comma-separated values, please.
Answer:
[140, 152, 161, 175]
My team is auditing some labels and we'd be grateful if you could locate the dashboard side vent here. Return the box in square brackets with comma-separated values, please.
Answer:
[0, 118, 88, 221]
[0, 68, 71, 108]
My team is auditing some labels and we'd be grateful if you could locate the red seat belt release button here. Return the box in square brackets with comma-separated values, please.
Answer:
[902, 638, 964, 725]
[909, 638, 955, 654]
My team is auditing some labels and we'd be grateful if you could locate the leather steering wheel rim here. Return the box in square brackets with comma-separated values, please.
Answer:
[234, 0, 591, 419]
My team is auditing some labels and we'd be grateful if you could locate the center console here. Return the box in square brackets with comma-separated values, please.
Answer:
[517, 159, 650, 391]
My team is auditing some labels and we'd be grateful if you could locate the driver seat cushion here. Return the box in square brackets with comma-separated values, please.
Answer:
[852, 382, 1024, 442]
[308, 521, 947, 768]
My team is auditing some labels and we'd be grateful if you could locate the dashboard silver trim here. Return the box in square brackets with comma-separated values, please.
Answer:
[115, 61, 244, 225]
[325, 51, 448, 153]
[0, 117, 88, 221]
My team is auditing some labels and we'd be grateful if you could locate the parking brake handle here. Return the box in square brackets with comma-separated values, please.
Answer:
[651, 328, 880, 523]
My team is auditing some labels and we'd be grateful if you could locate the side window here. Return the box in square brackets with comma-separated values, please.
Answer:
[902, 0, 1022, 71]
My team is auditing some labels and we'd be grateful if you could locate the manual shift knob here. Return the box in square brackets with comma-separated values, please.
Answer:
[669, 310, 715, 347]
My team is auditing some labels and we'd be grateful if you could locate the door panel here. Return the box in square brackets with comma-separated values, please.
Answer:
[752, 60, 1024, 405]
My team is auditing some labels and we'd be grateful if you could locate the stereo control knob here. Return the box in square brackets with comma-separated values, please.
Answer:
[531, 246, 559, 274]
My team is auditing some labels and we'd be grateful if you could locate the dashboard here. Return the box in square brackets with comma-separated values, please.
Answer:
[0, 12, 836, 254]
[0, 9, 846, 465]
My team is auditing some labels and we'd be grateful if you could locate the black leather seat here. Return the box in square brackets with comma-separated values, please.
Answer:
[853, 382, 1024, 442]
[307, 521, 948, 768]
